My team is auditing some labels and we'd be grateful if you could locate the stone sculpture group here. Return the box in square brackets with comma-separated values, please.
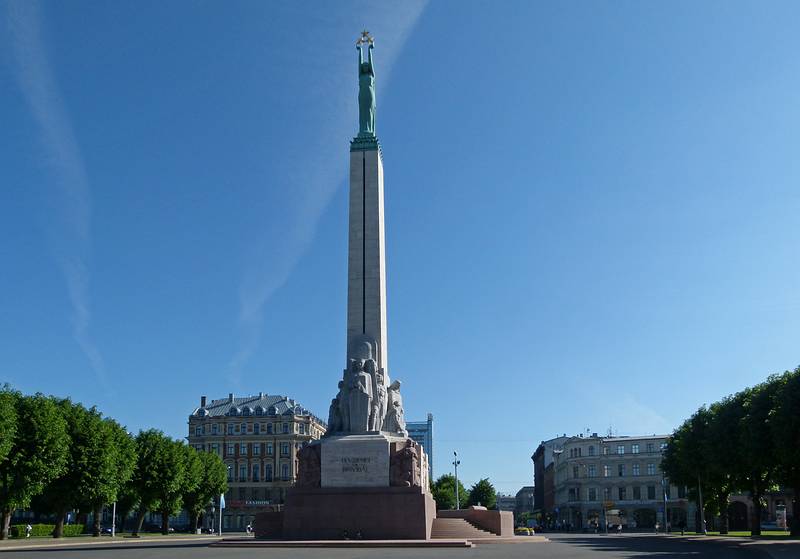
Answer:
[326, 337, 407, 437]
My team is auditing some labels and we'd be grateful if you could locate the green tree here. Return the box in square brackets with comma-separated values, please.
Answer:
[36, 399, 90, 538]
[131, 430, 187, 535]
[0, 387, 17, 470]
[704, 395, 745, 534]
[84, 419, 137, 537]
[115, 479, 140, 534]
[0, 393, 69, 539]
[182, 447, 227, 532]
[431, 474, 469, 510]
[466, 478, 497, 509]
[770, 366, 800, 536]
[737, 380, 779, 536]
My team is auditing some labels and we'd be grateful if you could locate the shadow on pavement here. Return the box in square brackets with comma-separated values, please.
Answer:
[551, 535, 772, 558]
[0, 543, 211, 554]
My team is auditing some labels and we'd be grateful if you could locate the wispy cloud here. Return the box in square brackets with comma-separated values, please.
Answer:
[228, 3, 427, 384]
[6, 1, 108, 390]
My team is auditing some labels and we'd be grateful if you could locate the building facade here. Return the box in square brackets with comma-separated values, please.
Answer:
[535, 433, 696, 531]
[496, 493, 517, 513]
[532, 436, 568, 514]
[406, 413, 434, 480]
[515, 486, 535, 518]
[187, 393, 326, 530]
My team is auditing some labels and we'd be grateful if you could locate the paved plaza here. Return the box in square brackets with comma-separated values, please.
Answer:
[1, 534, 798, 559]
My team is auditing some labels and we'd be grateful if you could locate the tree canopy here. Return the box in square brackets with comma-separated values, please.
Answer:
[431, 474, 470, 510]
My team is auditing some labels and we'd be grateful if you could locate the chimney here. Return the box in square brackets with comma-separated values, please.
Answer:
[200, 396, 207, 407]
[229, 393, 234, 402]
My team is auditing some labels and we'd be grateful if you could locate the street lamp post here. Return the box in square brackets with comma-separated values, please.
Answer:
[453, 451, 461, 510]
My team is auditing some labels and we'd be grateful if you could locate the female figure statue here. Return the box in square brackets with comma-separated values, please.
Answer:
[357, 41, 375, 137]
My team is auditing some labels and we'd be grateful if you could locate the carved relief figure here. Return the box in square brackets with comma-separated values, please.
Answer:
[347, 358, 373, 433]
[296, 444, 321, 487]
[384, 380, 407, 435]
[370, 366, 387, 432]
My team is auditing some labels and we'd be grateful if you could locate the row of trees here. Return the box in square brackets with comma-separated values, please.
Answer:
[431, 475, 498, 511]
[662, 366, 800, 536]
[0, 386, 227, 539]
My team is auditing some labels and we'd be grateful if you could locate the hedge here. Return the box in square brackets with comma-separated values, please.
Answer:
[9, 524, 85, 538]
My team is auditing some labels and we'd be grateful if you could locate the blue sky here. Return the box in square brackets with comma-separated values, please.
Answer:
[2, 1, 799, 493]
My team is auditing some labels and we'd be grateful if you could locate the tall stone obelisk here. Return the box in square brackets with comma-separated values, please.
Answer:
[347, 99, 388, 374]
[282, 33, 435, 540]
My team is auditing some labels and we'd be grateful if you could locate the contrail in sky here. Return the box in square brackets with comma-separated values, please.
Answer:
[5, 0, 109, 391]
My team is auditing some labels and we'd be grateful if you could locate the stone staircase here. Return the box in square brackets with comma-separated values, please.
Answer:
[431, 518, 496, 540]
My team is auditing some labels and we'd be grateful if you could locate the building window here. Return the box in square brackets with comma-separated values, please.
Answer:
[267, 442, 274, 455]
[299, 424, 305, 435]
[660, 442, 667, 452]
[646, 443, 654, 453]
[252, 464, 260, 482]
[603, 487, 611, 500]
[632, 464, 640, 476]
[588, 446, 595, 456]
[588, 465, 596, 477]
[254, 423, 260, 434]
[226, 466, 233, 482]
[253, 443, 261, 456]
[281, 442, 290, 456]
[631, 443, 639, 454]
[618, 464, 625, 477]
[588, 488, 597, 501]
[212, 424, 218, 435]
[568, 488, 577, 501]
[240, 422, 247, 434]
[647, 485, 656, 500]
[633, 486, 641, 500]
[212, 443, 219, 455]
[240, 443, 247, 455]
[227, 424, 234, 435]
[283, 423, 289, 434]
[239, 464, 247, 481]
[573, 466, 579, 479]
[617, 445, 625, 455]
[265, 464, 273, 482]
[267, 423, 273, 434]
[226, 443, 234, 457]
[619, 487, 626, 500]
[603, 447, 609, 455]
[647, 463, 656, 476]
[603, 465, 610, 478]
[281, 463, 290, 480]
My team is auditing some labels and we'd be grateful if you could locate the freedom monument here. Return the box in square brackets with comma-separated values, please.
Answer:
[269, 32, 436, 540]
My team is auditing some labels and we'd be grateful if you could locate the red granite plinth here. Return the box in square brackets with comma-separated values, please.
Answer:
[282, 485, 436, 540]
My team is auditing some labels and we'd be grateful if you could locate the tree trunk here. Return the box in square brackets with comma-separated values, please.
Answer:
[0, 509, 10, 540]
[118, 507, 128, 534]
[53, 510, 67, 538]
[161, 510, 169, 535]
[751, 486, 762, 536]
[191, 511, 199, 533]
[133, 509, 147, 537]
[92, 504, 102, 537]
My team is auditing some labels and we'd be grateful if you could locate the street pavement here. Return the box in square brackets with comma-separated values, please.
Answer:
[1, 533, 797, 558]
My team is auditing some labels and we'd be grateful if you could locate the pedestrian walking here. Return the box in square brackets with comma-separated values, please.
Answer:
[25, 524, 32, 538]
